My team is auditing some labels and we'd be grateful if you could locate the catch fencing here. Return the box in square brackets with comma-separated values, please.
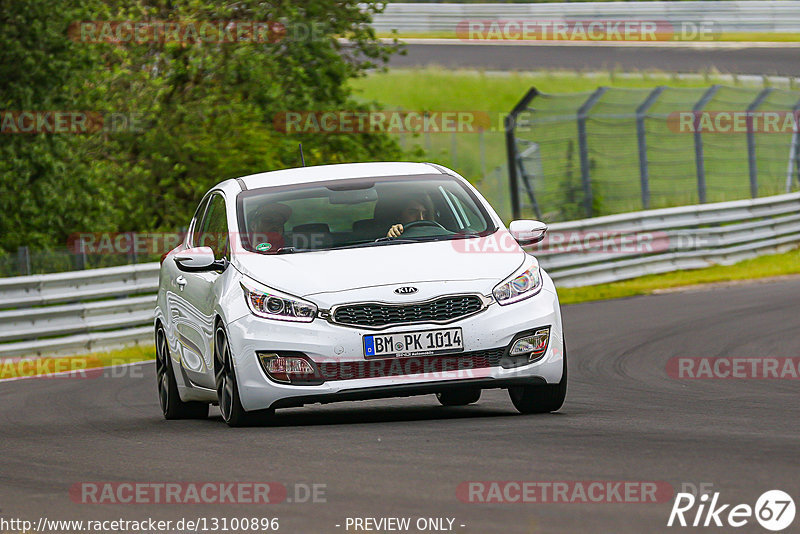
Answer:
[506, 85, 800, 221]
[1, 191, 798, 357]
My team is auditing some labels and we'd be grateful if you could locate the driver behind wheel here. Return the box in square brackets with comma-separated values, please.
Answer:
[387, 193, 435, 238]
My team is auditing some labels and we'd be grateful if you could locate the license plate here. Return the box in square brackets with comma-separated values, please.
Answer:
[363, 328, 463, 359]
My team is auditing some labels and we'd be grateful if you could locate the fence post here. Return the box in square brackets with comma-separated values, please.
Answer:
[505, 115, 521, 220]
[450, 130, 457, 169]
[424, 111, 431, 152]
[746, 88, 773, 198]
[75, 247, 86, 270]
[129, 232, 138, 265]
[795, 99, 800, 189]
[17, 246, 30, 276]
[635, 86, 665, 210]
[785, 98, 800, 192]
[505, 87, 539, 220]
[796, 127, 800, 190]
[577, 87, 607, 218]
[692, 85, 720, 204]
[479, 128, 486, 180]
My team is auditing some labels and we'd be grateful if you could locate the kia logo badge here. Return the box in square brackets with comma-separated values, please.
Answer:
[394, 286, 418, 295]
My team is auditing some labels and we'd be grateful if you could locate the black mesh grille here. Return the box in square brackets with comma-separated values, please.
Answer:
[332, 295, 484, 327]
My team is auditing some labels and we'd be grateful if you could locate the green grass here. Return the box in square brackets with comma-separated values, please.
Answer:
[0, 344, 154, 380]
[557, 246, 800, 305]
[350, 68, 740, 112]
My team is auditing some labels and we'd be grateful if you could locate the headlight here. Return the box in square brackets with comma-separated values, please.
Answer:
[241, 281, 317, 322]
[493, 260, 543, 305]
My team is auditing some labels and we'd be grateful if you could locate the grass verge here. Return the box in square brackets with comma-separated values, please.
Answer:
[350, 68, 747, 113]
[557, 247, 800, 305]
[0, 344, 154, 380]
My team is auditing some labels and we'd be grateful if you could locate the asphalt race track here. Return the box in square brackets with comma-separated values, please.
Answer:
[1, 278, 799, 533]
[391, 42, 800, 76]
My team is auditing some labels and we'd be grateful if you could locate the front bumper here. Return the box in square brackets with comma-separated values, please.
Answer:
[227, 282, 563, 412]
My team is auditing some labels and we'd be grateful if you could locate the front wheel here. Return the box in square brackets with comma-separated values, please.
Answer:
[215, 325, 273, 427]
[508, 341, 567, 414]
[155, 326, 208, 420]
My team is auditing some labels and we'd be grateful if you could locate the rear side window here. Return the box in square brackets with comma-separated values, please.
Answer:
[197, 193, 229, 260]
[187, 196, 210, 245]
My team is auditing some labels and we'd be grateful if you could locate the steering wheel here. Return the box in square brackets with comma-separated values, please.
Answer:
[402, 220, 444, 231]
[397, 219, 448, 238]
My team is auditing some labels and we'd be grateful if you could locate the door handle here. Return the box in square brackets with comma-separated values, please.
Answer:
[175, 276, 187, 291]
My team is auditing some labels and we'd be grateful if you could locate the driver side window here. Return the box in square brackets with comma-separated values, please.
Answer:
[198, 193, 229, 260]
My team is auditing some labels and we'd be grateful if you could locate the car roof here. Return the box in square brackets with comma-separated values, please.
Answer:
[238, 162, 446, 190]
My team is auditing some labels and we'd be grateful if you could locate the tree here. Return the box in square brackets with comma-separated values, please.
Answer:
[0, 0, 403, 253]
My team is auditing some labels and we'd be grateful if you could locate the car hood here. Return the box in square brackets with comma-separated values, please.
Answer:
[233, 236, 527, 298]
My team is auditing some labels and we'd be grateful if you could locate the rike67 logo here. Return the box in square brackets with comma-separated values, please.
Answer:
[668, 489, 795, 531]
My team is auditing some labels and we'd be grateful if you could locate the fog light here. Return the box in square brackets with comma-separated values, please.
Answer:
[258, 353, 317, 384]
[509, 327, 550, 359]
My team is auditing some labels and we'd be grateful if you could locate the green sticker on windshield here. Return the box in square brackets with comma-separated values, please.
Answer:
[256, 242, 272, 252]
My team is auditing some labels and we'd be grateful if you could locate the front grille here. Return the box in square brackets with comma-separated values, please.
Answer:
[332, 295, 484, 327]
[316, 347, 506, 381]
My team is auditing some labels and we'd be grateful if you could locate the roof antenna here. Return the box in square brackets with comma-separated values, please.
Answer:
[299, 143, 306, 167]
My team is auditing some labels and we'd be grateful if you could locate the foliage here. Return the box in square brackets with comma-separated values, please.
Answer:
[0, 0, 402, 252]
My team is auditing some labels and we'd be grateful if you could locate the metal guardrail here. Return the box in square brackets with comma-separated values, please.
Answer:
[0, 264, 159, 358]
[538, 191, 800, 287]
[372, 2, 800, 35]
[1, 191, 798, 357]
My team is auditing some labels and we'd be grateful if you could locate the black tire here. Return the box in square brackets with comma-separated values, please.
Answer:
[214, 325, 274, 427]
[436, 388, 481, 406]
[508, 341, 568, 414]
[155, 326, 209, 420]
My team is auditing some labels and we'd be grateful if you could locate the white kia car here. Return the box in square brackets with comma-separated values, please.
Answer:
[155, 162, 566, 426]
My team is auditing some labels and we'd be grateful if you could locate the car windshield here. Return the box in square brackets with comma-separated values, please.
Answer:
[237, 174, 495, 253]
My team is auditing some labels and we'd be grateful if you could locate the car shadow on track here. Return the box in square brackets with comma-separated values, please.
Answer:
[198, 401, 566, 428]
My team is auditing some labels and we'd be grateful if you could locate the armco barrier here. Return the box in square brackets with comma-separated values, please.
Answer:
[0, 192, 798, 357]
[537, 192, 800, 286]
[0, 264, 159, 358]
[372, 2, 800, 36]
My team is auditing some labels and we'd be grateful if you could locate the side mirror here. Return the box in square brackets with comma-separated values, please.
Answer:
[174, 247, 225, 272]
[509, 220, 547, 245]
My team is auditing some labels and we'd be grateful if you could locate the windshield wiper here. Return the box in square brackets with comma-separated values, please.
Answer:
[275, 247, 312, 254]
[376, 238, 420, 244]
[323, 239, 417, 251]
